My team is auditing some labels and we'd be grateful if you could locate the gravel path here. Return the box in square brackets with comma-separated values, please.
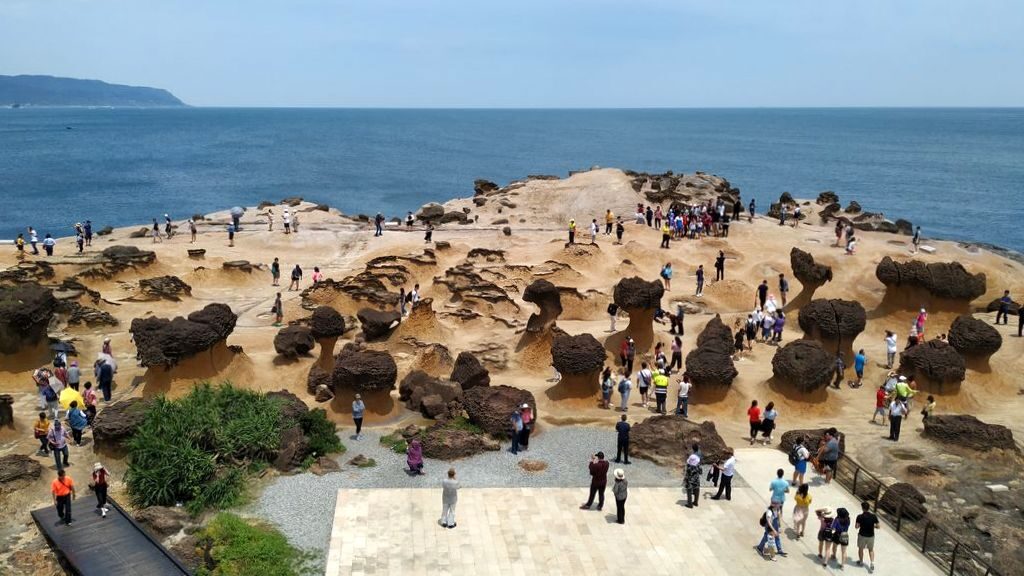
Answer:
[248, 425, 747, 567]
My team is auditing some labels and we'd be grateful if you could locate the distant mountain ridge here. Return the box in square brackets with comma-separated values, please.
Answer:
[0, 75, 185, 107]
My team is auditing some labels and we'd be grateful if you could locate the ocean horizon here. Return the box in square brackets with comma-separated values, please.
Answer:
[2, 107, 1022, 250]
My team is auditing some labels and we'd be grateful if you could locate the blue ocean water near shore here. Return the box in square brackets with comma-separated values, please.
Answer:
[1, 107, 1022, 250]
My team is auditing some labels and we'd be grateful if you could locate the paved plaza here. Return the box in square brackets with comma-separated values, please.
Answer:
[326, 449, 942, 576]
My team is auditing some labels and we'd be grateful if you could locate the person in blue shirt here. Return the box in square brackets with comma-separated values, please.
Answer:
[695, 265, 705, 297]
[996, 290, 1012, 325]
[769, 467, 790, 505]
[67, 401, 88, 446]
[854, 349, 867, 387]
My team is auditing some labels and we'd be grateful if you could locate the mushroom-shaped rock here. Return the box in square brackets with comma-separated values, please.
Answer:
[797, 299, 866, 356]
[922, 414, 1017, 452]
[549, 332, 606, 398]
[875, 257, 986, 303]
[356, 307, 401, 340]
[898, 340, 966, 389]
[398, 371, 464, 418]
[771, 340, 836, 392]
[790, 247, 832, 292]
[274, 325, 316, 358]
[630, 417, 729, 466]
[522, 279, 562, 333]
[331, 348, 398, 394]
[310, 306, 346, 340]
[947, 315, 1002, 357]
[816, 191, 839, 205]
[416, 202, 445, 221]
[684, 315, 738, 387]
[462, 385, 536, 437]
[0, 282, 57, 354]
[130, 303, 237, 368]
[612, 276, 665, 352]
[879, 483, 928, 520]
[92, 398, 151, 447]
[450, 351, 490, 390]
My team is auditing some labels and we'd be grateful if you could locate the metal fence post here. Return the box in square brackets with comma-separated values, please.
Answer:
[896, 499, 904, 533]
[949, 543, 959, 576]
[921, 521, 930, 554]
[852, 466, 860, 497]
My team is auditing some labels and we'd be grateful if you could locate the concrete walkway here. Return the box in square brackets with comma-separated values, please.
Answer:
[325, 448, 942, 576]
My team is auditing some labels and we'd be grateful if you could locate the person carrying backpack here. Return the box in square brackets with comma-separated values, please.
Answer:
[600, 367, 614, 409]
[607, 302, 618, 332]
[789, 435, 810, 486]
[617, 370, 631, 412]
[756, 502, 787, 557]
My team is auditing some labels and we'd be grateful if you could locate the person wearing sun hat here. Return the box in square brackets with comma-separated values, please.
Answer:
[519, 403, 533, 450]
[612, 468, 628, 524]
[91, 462, 110, 517]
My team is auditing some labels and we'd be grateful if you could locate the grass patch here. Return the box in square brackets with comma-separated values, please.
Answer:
[196, 512, 315, 576]
[356, 457, 377, 468]
[379, 431, 408, 454]
[446, 415, 484, 435]
[300, 408, 345, 457]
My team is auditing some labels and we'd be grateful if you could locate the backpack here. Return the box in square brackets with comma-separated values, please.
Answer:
[607, 303, 618, 316]
[759, 511, 769, 528]
[53, 353, 65, 368]
[617, 379, 628, 394]
[44, 385, 58, 402]
[660, 267, 669, 279]
[788, 444, 801, 466]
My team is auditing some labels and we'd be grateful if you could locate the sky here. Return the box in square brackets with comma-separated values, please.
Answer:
[1, 0, 1022, 107]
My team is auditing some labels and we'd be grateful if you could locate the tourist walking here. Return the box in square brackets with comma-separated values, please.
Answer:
[271, 258, 281, 286]
[769, 468, 790, 506]
[824, 507, 852, 568]
[996, 290, 1012, 324]
[272, 293, 283, 326]
[226, 223, 235, 246]
[47, 420, 72, 471]
[675, 371, 691, 416]
[755, 280, 768, 310]
[615, 218, 624, 244]
[91, 462, 110, 517]
[289, 264, 302, 291]
[884, 330, 897, 368]
[82, 382, 97, 424]
[793, 484, 812, 539]
[607, 302, 618, 332]
[352, 394, 365, 439]
[614, 415, 631, 464]
[373, 212, 383, 236]
[855, 501, 880, 572]
[816, 428, 840, 484]
[833, 352, 846, 388]
[51, 469, 76, 526]
[617, 370, 631, 412]
[816, 507, 836, 559]
[580, 452, 609, 510]
[605, 211, 614, 234]
[888, 397, 907, 441]
[29, 226, 39, 254]
[66, 361, 80, 391]
[519, 403, 533, 449]
[872, 384, 888, 425]
[695, 265, 704, 297]
[34, 411, 50, 456]
[778, 273, 789, 307]
[151, 219, 162, 243]
[601, 367, 614, 409]
[67, 401, 88, 446]
[440, 468, 458, 528]
[757, 502, 786, 557]
[660, 221, 670, 248]
[760, 401, 778, 444]
[612, 469, 627, 524]
[747, 400, 761, 444]
[567, 219, 576, 244]
[509, 409, 523, 454]
[684, 444, 701, 507]
[714, 251, 725, 281]
[95, 357, 113, 402]
[1019, 304, 1024, 337]
[406, 439, 424, 474]
[748, 198, 755, 222]
[660, 262, 673, 291]
[43, 234, 55, 256]
[711, 448, 735, 500]
[669, 336, 683, 371]
[853, 349, 866, 387]
[911, 226, 921, 253]
[424, 223, 433, 243]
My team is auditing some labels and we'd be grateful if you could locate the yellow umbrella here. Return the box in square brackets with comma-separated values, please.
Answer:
[59, 387, 85, 411]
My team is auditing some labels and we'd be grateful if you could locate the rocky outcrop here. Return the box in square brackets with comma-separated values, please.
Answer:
[922, 414, 1017, 452]
[134, 275, 192, 301]
[551, 333, 606, 376]
[272, 425, 309, 472]
[273, 325, 316, 358]
[222, 260, 253, 273]
[797, 299, 866, 356]
[450, 351, 490, 390]
[310, 306, 346, 339]
[433, 264, 519, 314]
[134, 506, 191, 537]
[0, 260, 54, 284]
[630, 417, 729, 466]
[790, 247, 832, 293]
[62, 301, 119, 327]
[899, 339, 966, 388]
[331, 347, 398, 394]
[92, 398, 151, 447]
[399, 371, 464, 418]
[266, 390, 309, 425]
[876, 257, 987, 302]
[417, 421, 501, 460]
[844, 201, 862, 214]
[684, 315, 738, 387]
[778, 428, 845, 458]
[771, 340, 835, 392]
[474, 179, 500, 195]
[80, 246, 156, 278]
[879, 482, 928, 520]
[523, 279, 562, 333]
[307, 364, 331, 395]
[416, 202, 445, 221]
[985, 297, 1020, 315]
[0, 395, 11, 428]
[357, 308, 401, 340]
[130, 303, 237, 368]
[463, 385, 536, 437]
[612, 276, 665, 352]
[0, 282, 57, 354]
[947, 315, 1002, 357]
[627, 170, 741, 207]
[0, 454, 42, 493]
[816, 191, 839, 205]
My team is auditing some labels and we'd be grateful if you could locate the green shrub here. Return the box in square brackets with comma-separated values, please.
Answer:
[447, 416, 483, 435]
[379, 431, 408, 454]
[125, 382, 283, 511]
[196, 513, 315, 576]
[300, 408, 344, 457]
[356, 457, 377, 468]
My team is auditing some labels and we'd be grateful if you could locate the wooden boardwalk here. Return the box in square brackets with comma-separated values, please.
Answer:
[31, 497, 191, 576]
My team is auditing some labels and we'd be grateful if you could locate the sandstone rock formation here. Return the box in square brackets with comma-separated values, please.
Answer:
[898, 339, 966, 389]
[134, 275, 192, 301]
[612, 276, 665, 353]
[433, 264, 520, 315]
[134, 506, 191, 538]
[876, 256, 987, 305]
[463, 385, 536, 437]
[357, 307, 401, 340]
[417, 421, 501, 460]
[399, 371, 464, 418]
[0, 454, 43, 494]
[947, 315, 1002, 357]
[922, 414, 1017, 452]
[985, 297, 1020, 315]
[450, 351, 490, 390]
[797, 298, 866, 357]
[130, 303, 237, 368]
[789, 247, 832, 304]
[816, 191, 839, 205]
[684, 315, 738, 388]
[626, 170, 741, 207]
[879, 482, 928, 520]
[778, 428, 845, 458]
[549, 332, 606, 398]
[630, 417, 729, 466]
[273, 325, 316, 358]
[0, 282, 57, 354]
[523, 279, 562, 333]
[310, 306, 346, 340]
[331, 346, 398, 411]
[92, 398, 151, 447]
[771, 340, 836, 392]
[80, 245, 156, 278]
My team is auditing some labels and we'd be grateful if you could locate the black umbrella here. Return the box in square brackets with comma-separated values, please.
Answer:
[49, 341, 77, 355]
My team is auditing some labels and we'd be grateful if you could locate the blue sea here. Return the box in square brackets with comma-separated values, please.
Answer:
[1, 108, 1022, 250]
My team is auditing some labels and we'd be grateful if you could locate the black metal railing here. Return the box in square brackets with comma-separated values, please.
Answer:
[834, 456, 1002, 576]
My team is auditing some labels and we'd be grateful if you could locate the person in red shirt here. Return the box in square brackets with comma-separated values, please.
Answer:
[747, 400, 762, 444]
[871, 384, 888, 425]
[91, 462, 110, 517]
[51, 469, 77, 526]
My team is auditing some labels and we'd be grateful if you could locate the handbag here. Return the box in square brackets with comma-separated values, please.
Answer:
[839, 532, 850, 546]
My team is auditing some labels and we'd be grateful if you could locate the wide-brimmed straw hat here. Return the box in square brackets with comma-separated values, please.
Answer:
[614, 469, 625, 480]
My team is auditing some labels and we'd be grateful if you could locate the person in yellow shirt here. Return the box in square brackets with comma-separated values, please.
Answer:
[792, 483, 812, 539]
[604, 209, 615, 234]
[660, 223, 671, 249]
[33, 411, 50, 456]
[568, 219, 576, 244]
[652, 369, 670, 414]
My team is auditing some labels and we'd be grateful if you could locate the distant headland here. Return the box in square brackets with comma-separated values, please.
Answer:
[0, 74, 185, 107]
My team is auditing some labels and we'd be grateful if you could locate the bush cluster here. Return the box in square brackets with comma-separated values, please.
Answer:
[196, 513, 315, 576]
